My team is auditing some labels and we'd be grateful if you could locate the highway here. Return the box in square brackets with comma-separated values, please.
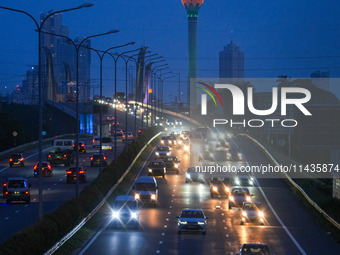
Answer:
[0, 109, 141, 243]
[76, 128, 340, 255]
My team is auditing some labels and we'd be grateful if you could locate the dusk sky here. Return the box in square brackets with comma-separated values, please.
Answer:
[1, 0, 340, 102]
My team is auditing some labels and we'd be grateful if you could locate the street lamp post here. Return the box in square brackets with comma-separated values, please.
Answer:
[41, 30, 119, 197]
[159, 75, 176, 115]
[0, 3, 94, 220]
[152, 67, 170, 124]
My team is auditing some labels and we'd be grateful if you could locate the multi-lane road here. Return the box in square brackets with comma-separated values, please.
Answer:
[77, 129, 340, 255]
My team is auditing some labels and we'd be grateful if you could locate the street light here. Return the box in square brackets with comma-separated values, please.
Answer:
[86, 42, 135, 175]
[40, 29, 119, 197]
[159, 75, 176, 114]
[0, 3, 94, 220]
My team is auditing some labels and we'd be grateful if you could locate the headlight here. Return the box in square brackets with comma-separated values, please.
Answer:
[155, 152, 159, 156]
[184, 145, 189, 151]
[249, 180, 253, 185]
[166, 152, 171, 156]
[198, 221, 205, 225]
[229, 196, 234, 201]
[225, 187, 230, 193]
[186, 173, 190, 178]
[179, 221, 187, 224]
[112, 211, 119, 219]
[151, 194, 156, 200]
[212, 186, 218, 192]
[258, 211, 264, 217]
[135, 194, 140, 199]
[131, 212, 138, 219]
[161, 141, 164, 144]
[246, 196, 251, 202]
[235, 179, 240, 185]
[242, 211, 247, 217]
[178, 140, 183, 145]
[238, 153, 242, 157]
[174, 163, 179, 168]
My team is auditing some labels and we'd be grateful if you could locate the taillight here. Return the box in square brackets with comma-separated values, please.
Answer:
[92, 139, 95, 143]
[79, 170, 84, 174]
[20, 158, 24, 161]
[48, 155, 51, 158]
[25, 191, 29, 195]
[67, 171, 72, 174]
[90, 157, 93, 160]
[48, 164, 51, 170]
[64, 154, 67, 158]
[3, 183, 7, 187]
[34, 165, 37, 170]
[103, 156, 107, 160]
[9, 158, 13, 162]
[5, 191, 8, 195]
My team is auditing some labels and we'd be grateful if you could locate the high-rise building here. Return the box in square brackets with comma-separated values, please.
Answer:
[311, 70, 330, 91]
[21, 66, 39, 105]
[40, 11, 91, 103]
[182, 0, 204, 105]
[219, 41, 244, 79]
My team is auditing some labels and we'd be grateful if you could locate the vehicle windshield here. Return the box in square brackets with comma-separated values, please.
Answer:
[161, 137, 168, 140]
[135, 183, 156, 191]
[157, 147, 170, 151]
[113, 201, 138, 211]
[50, 148, 62, 153]
[68, 167, 83, 171]
[181, 210, 204, 218]
[232, 189, 249, 196]
[8, 180, 26, 188]
[10, 154, 21, 159]
[102, 138, 112, 143]
[149, 162, 163, 167]
[243, 203, 262, 211]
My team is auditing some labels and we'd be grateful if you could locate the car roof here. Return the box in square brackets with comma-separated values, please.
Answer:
[115, 195, 136, 202]
[136, 176, 156, 183]
[7, 177, 27, 181]
[181, 208, 203, 212]
[157, 145, 170, 149]
[149, 160, 164, 163]
[241, 243, 268, 247]
[243, 202, 262, 206]
[232, 187, 250, 192]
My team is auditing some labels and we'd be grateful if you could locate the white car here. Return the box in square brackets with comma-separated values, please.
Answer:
[240, 202, 264, 225]
[177, 208, 207, 234]
[155, 145, 171, 159]
[185, 167, 204, 183]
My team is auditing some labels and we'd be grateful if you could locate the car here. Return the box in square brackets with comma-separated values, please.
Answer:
[111, 195, 140, 229]
[210, 177, 230, 198]
[236, 243, 271, 255]
[47, 147, 75, 166]
[229, 187, 252, 209]
[160, 136, 170, 146]
[92, 137, 101, 147]
[240, 202, 265, 225]
[3, 177, 31, 204]
[182, 139, 190, 153]
[122, 132, 134, 142]
[53, 139, 75, 150]
[102, 137, 113, 151]
[155, 145, 171, 159]
[177, 208, 208, 234]
[73, 141, 86, 153]
[163, 156, 180, 174]
[234, 174, 255, 186]
[66, 166, 86, 183]
[167, 136, 178, 147]
[9, 153, 24, 167]
[114, 129, 124, 138]
[227, 148, 242, 161]
[147, 160, 166, 178]
[106, 115, 115, 121]
[90, 153, 108, 167]
[199, 147, 214, 161]
[133, 176, 158, 206]
[180, 131, 190, 140]
[185, 167, 204, 183]
[33, 162, 53, 177]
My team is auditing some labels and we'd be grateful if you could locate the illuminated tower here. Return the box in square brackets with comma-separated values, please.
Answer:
[182, 0, 204, 105]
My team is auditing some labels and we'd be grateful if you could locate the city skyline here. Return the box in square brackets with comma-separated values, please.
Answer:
[1, 0, 340, 102]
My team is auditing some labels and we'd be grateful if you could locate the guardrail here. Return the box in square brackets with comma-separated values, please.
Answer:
[244, 134, 340, 230]
[43, 131, 162, 255]
[0, 133, 83, 158]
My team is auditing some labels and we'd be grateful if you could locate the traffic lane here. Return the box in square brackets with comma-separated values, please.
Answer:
[168, 144, 300, 255]
[0, 143, 126, 243]
[80, 163, 176, 254]
[234, 135, 340, 254]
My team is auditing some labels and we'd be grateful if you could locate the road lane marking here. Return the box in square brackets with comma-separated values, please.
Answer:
[159, 241, 163, 244]
[231, 137, 308, 255]
[161, 232, 165, 236]
[5, 217, 9, 220]
[156, 250, 160, 254]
